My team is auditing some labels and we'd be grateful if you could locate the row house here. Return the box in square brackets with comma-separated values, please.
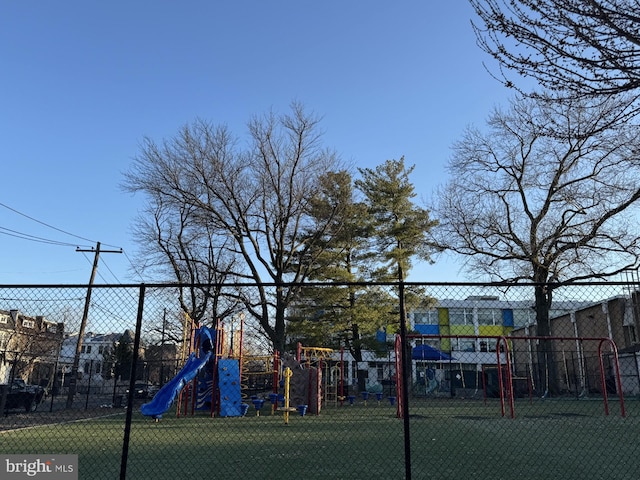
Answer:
[0, 309, 64, 387]
[58, 331, 122, 379]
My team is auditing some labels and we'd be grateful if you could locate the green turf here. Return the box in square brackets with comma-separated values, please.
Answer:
[1, 398, 639, 479]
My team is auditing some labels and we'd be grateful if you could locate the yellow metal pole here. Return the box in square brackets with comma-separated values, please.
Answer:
[283, 367, 293, 425]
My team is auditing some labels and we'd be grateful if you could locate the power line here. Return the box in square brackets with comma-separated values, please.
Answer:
[0, 226, 81, 247]
[0, 201, 121, 249]
[99, 257, 121, 283]
[0, 201, 143, 282]
[0, 201, 96, 243]
[123, 249, 146, 282]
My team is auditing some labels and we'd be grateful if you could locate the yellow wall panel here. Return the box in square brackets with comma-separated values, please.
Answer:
[438, 308, 451, 352]
[478, 325, 505, 337]
[450, 325, 475, 336]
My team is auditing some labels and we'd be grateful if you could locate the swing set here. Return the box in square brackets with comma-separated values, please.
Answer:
[393, 333, 626, 419]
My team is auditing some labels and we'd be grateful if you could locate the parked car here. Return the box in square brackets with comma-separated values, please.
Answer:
[1, 378, 46, 412]
[126, 383, 157, 399]
[148, 384, 160, 397]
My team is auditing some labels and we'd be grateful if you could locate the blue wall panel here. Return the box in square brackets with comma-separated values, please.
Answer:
[414, 324, 440, 335]
[218, 359, 242, 417]
[502, 309, 514, 327]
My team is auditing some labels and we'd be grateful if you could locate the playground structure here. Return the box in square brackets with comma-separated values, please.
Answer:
[295, 343, 336, 411]
[293, 343, 396, 408]
[140, 324, 238, 418]
[240, 347, 325, 418]
[140, 317, 338, 421]
[141, 314, 246, 419]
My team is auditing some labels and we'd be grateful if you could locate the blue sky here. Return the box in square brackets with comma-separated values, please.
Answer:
[1, 1, 511, 284]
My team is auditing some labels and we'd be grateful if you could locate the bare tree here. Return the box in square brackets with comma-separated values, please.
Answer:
[470, 0, 640, 98]
[124, 103, 344, 353]
[431, 94, 640, 393]
[133, 198, 243, 330]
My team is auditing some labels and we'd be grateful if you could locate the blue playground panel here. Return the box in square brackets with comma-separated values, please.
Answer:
[218, 359, 242, 417]
[195, 375, 213, 411]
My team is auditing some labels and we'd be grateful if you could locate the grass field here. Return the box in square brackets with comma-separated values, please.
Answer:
[1, 397, 639, 479]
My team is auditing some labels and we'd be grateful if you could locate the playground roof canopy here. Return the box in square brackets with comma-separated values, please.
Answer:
[412, 344, 454, 361]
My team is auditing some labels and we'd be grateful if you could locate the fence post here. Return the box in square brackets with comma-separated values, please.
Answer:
[120, 284, 146, 480]
[398, 280, 412, 480]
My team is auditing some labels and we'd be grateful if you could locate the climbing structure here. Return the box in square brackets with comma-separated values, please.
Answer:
[142, 314, 245, 419]
[293, 343, 337, 414]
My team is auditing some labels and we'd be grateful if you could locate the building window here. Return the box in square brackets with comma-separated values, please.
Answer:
[86, 346, 92, 354]
[22, 319, 35, 328]
[626, 325, 638, 344]
[452, 338, 475, 352]
[479, 338, 499, 352]
[414, 309, 439, 325]
[0, 315, 8, 324]
[477, 308, 501, 326]
[449, 308, 472, 325]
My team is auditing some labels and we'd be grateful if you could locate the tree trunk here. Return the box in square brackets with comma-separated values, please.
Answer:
[267, 285, 288, 355]
[534, 283, 558, 396]
[273, 309, 286, 355]
[352, 323, 363, 363]
[350, 323, 367, 392]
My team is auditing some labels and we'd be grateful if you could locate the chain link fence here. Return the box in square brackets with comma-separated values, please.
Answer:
[1, 282, 639, 479]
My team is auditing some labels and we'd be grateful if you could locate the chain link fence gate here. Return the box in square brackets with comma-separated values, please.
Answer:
[1, 282, 639, 479]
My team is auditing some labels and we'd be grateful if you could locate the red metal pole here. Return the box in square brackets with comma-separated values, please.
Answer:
[239, 314, 244, 360]
[598, 338, 626, 417]
[498, 336, 515, 419]
[189, 331, 202, 416]
[495, 345, 506, 417]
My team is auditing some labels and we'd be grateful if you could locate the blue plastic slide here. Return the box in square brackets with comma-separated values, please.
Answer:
[140, 351, 212, 418]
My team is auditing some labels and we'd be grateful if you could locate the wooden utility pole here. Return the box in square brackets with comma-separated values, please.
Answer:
[66, 241, 122, 409]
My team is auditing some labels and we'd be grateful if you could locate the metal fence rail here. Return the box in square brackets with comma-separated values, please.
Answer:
[1, 282, 639, 479]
